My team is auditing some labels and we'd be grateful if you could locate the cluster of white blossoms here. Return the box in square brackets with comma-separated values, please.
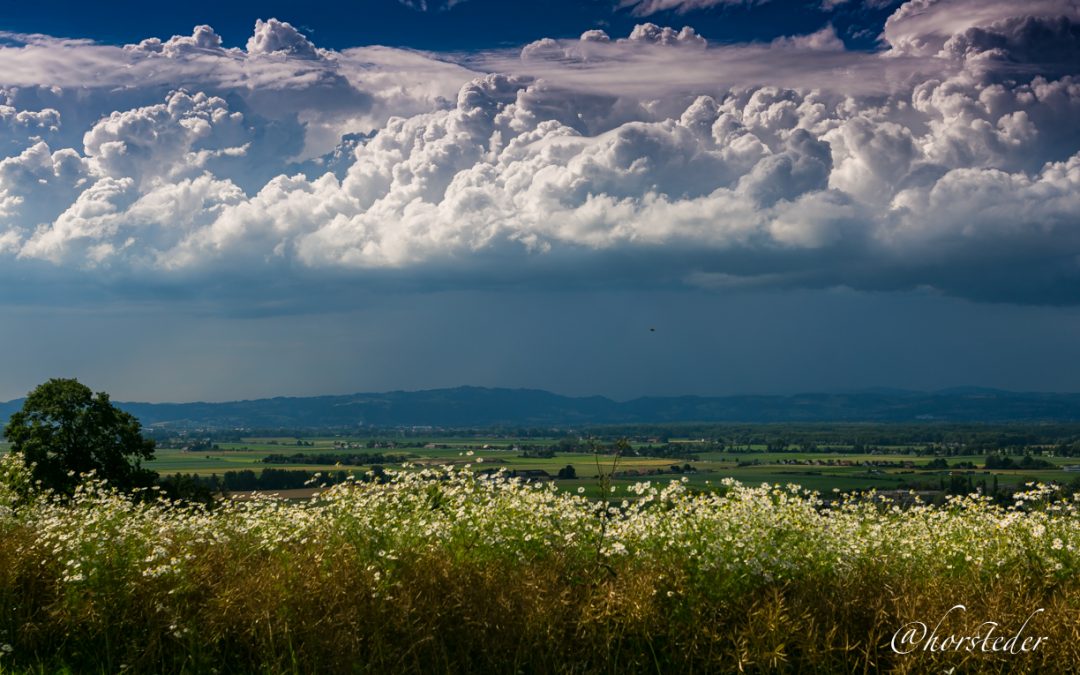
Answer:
[4, 452, 1080, 609]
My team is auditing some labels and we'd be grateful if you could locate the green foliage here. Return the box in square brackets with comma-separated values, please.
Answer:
[0, 451, 34, 515]
[157, 472, 220, 507]
[261, 452, 409, 466]
[3, 378, 156, 496]
[986, 453, 1056, 470]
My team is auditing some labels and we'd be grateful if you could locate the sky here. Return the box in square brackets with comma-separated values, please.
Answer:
[1, 0, 1080, 403]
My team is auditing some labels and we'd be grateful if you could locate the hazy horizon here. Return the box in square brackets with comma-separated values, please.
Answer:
[6, 379, 1080, 407]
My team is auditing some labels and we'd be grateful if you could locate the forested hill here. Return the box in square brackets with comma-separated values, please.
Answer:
[6, 386, 1080, 430]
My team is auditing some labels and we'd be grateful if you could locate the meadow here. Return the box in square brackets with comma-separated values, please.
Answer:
[2, 448, 1080, 673]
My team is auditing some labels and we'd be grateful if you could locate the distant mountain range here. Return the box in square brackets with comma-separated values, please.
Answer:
[6, 386, 1080, 430]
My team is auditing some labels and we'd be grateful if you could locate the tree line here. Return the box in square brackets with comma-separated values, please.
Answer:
[261, 452, 409, 466]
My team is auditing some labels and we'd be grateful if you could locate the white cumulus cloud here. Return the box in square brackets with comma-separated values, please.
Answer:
[1, 1, 1079, 306]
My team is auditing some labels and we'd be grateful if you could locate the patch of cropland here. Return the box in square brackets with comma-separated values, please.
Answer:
[144, 424, 1080, 500]
[2, 455, 1079, 673]
[8, 387, 1080, 430]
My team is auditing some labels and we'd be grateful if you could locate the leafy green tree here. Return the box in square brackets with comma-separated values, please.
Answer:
[3, 378, 156, 495]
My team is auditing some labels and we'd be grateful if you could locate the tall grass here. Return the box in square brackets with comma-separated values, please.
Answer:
[1, 451, 1079, 673]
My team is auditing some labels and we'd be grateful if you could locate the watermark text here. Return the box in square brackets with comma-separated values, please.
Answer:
[890, 605, 1048, 655]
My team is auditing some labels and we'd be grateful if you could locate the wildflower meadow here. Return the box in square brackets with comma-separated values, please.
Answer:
[1, 451, 1079, 673]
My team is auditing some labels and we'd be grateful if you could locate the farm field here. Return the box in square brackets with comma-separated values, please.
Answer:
[146, 435, 1080, 498]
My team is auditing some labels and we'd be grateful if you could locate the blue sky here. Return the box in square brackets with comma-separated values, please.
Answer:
[1, 1, 897, 51]
[1, 0, 1079, 402]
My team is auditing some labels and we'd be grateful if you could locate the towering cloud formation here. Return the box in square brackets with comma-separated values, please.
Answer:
[246, 19, 319, 58]
[1, 1, 1079, 305]
[883, 0, 1080, 58]
[126, 24, 225, 57]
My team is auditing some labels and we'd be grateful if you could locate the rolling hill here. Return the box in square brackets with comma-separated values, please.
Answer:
[6, 386, 1080, 430]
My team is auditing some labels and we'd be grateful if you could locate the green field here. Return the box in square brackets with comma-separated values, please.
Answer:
[145, 436, 1080, 497]
[9, 428, 1076, 496]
